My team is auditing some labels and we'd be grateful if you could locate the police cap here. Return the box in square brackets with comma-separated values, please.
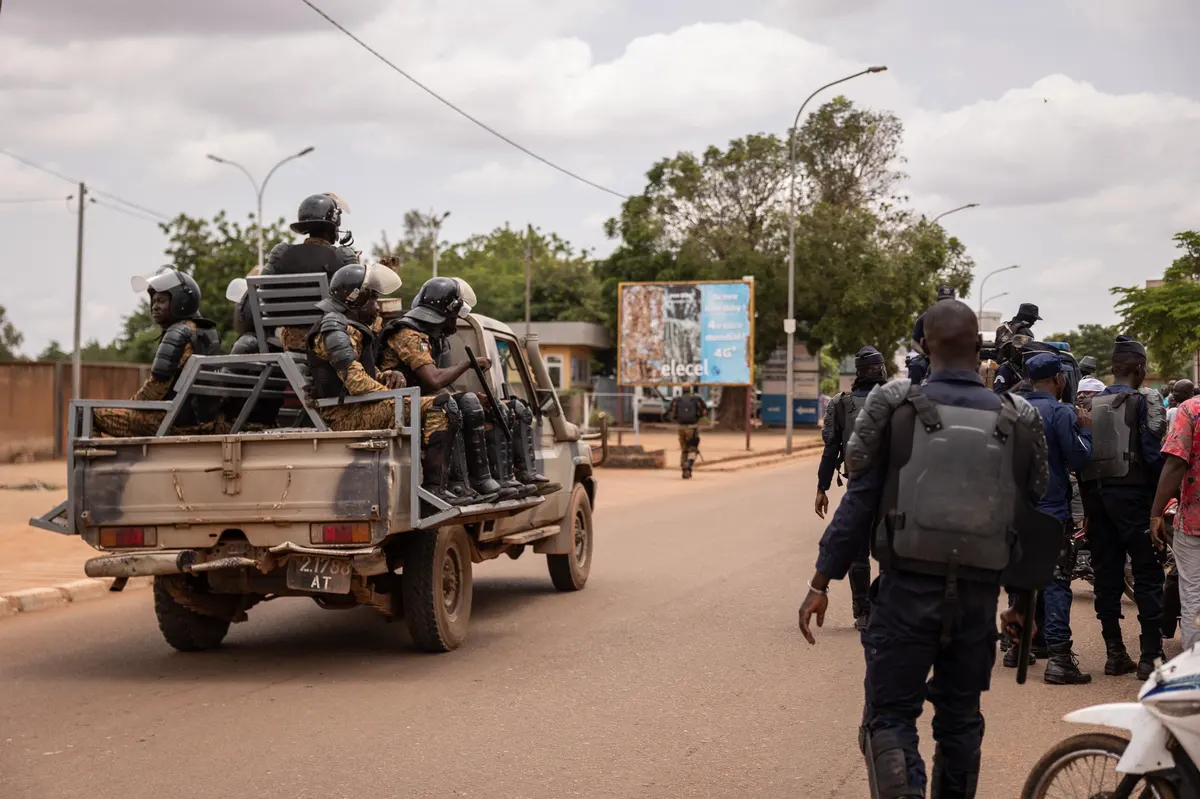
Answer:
[1026, 352, 1071, 381]
[936, 285, 957, 301]
[1112, 335, 1147, 359]
[1015, 303, 1042, 322]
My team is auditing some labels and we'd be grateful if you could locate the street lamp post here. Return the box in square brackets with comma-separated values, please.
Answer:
[430, 211, 451, 278]
[786, 65, 887, 454]
[932, 203, 979, 224]
[977, 265, 1021, 316]
[206, 146, 315, 272]
[983, 291, 1009, 309]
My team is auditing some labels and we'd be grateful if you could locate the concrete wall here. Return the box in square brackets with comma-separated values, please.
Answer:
[539, 344, 593, 391]
[0, 361, 147, 460]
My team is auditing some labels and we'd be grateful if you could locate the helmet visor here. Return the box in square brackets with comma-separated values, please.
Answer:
[361, 262, 402, 297]
[131, 268, 183, 295]
[452, 277, 477, 308]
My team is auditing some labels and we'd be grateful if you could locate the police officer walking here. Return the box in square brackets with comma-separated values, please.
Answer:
[1081, 335, 1167, 679]
[1022, 352, 1094, 684]
[668, 386, 708, 479]
[816, 345, 888, 631]
[906, 286, 957, 384]
[799, 300, 1048, 798]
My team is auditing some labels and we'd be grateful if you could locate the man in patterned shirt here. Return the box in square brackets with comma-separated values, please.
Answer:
[1153, 391, 1200, 651]
[93, 267, 221, 437]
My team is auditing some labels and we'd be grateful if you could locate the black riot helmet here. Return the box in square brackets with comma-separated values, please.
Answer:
[291, 193, 348, 241]
[328, 262, 402, 309]
[408, 277, 478, 325]
[131, 266, 201, 320]
[854, 345, 886, 383]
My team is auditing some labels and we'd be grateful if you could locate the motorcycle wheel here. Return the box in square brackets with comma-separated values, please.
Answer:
[1020, 732, 1177, 799]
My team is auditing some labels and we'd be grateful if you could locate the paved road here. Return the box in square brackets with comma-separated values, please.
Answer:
[0, 460, 1165, 798]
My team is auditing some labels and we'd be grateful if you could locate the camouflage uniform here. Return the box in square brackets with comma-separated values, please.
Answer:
[93, 321, 208, 438]
[377, 327, 449, 444]
[311, 324, 402, 431]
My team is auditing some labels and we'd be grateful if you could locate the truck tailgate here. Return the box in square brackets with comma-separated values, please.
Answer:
[79, 432, 395, 528]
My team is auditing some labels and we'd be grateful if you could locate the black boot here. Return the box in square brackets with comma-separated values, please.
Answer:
[1003, 646, 1035, 668]
[1138, 630, 1165, 681]
[464, 424, 509, 501]
[1044, 641, 1092, 685]
[509, 400, 560, 496]
[929, 745, 979, 799]
[448, 435, 492, 504]
[1104, 635, 1137, 676]
[488, 411, 533, 499]
[420, 431, 465, 507]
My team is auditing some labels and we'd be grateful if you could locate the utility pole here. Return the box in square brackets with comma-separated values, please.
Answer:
[72, 182, 86, 400]
[524, 224, 533, 338]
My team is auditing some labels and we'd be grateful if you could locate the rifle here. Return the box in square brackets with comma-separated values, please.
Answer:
[464, 345, 513, 444]
[1013, 589, 1037, 686]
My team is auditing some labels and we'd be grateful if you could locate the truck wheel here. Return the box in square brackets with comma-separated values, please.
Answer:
[547, 484, 593, 592]
[402, 527, 473, 653]
[153, 576, 231, 652]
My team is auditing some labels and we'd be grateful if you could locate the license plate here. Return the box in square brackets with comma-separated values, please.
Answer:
[286, 556, 353, 594]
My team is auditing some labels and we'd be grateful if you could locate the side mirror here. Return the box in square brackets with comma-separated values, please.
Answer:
[226, 278, 248, 303]
[537, 390, 559, 417]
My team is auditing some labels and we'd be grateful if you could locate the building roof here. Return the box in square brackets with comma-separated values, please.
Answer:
[502, 321, 612, 348]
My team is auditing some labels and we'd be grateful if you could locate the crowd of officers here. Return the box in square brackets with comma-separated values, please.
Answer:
[801, 285, 1173, 798]
[91, 193, 558, 508]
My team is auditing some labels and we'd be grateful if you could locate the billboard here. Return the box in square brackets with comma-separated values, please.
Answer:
[760, 343, 822, 426]
[617, 280, 754, 386]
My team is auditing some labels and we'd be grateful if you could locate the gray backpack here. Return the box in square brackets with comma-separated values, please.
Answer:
[881, 386, 1024, 575]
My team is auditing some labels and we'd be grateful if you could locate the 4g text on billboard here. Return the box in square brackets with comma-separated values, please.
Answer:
[617, 280, 754, 387]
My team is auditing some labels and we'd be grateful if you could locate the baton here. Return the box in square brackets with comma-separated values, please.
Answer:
[1014, 589, 1037, 685]
[464, 345, 513, 444]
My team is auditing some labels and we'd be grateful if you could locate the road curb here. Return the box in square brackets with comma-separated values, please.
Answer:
[694, 443, 824, 472]
[0, 576, 153, 622]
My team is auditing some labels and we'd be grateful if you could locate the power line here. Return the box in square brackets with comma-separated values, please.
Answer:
[296, 0, 629, 200]
[0, 147, 173, 221]
[90, 196, 167, 225]
[0, 196, 71, 204]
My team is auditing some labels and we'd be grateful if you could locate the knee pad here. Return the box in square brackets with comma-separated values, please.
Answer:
[865, 730, 919, 799]
[508, 397, 533, 425]
[435, 394, 462, 435]
[457, 392, 486, 427]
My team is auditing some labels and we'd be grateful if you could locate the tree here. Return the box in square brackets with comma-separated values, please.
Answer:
[597, 98, 973, 426]
[1113, 232, 1200, 378]
[1046, 323, 1121, 379]
[37, 340, 68, 361]
[0, 306, 24, 361]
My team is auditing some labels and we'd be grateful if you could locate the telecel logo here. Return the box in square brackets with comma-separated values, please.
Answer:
[659, 361, 709, 379]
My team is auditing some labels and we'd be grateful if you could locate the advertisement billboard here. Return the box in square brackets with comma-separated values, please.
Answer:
[617, 280, 754, 386]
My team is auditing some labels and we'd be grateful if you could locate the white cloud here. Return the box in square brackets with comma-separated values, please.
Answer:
[447, 160, 559, 194]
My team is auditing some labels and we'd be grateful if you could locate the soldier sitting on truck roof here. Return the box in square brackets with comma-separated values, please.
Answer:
[376, 276, 516, 506]
[93, 267, 222, 438]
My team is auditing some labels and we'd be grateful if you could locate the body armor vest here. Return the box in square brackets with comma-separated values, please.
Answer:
[379, 317, 449, 391]
[1082, 391, 1142, 484]
[876, 386, 1024, 581]
[265, 241, 355, 279]
[306, 313, 378, 401]
[153, 320, 221, 427]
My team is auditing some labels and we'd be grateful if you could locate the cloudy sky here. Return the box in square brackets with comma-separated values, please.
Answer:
[2, 0, 1198, 355]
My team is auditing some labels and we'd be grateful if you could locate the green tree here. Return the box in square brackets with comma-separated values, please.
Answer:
[1046, 323, 1121, 378]
[37, 340, 68, 361]
[0, 306, 24, 361]
[1113, 232, 1200, 378]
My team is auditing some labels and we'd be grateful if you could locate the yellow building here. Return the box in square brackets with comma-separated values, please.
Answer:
[506, 322, 612, 391]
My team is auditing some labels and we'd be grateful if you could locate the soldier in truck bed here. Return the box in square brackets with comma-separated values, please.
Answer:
[377, 276, 551, 506]
[261, 193, 360, 352]
[93, 267, 222, 438]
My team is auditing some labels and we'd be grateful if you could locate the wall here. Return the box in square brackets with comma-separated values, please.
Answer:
[0, 361, 147, 460]
[540, 344, 594, 392]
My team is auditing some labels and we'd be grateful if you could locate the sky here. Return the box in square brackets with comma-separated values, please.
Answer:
[1, 0, 1198, 355]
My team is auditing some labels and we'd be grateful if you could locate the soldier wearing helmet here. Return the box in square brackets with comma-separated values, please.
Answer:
[260, 193, 360, 351]
[306, 261, 406, 431]
[92, 267, 222, 437]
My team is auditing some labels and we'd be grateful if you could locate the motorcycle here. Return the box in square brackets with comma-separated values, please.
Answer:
[1021, 642, 1200, 798]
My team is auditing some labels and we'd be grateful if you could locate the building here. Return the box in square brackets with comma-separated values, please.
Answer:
[504, 321, 612, 391]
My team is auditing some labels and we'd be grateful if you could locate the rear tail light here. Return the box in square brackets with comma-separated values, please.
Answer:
[311, 522, 371, 545]
[99, 526, 157, 548]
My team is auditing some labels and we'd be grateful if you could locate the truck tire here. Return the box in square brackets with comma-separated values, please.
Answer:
[153, 576, 231, 652]
[547, 484, 593, 592]
[402, 527, 473, 653]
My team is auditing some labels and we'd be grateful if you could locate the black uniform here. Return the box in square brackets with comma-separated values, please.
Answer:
[817, 369, 1047, 796]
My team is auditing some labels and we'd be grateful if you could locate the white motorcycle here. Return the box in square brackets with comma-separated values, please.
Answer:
[1022, 644, 1200, 798]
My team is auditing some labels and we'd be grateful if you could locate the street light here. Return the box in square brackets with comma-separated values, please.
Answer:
[932, 203, 979, 224]
[785, 65, 887, 454]
[206, 146, 315, 272]
[983, 291, 1009, 309]
[430, 210, 451, 278]
[977, 264, 1021, 316]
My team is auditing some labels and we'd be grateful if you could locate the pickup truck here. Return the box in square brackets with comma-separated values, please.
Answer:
[32, 291, 608, 654]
